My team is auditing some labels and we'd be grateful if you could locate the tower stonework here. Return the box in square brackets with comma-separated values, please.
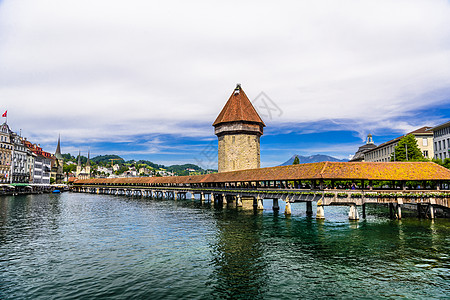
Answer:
[213, 84, 265, 173]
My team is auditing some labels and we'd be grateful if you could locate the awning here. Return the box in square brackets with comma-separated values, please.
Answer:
[10, 183, 30, 187]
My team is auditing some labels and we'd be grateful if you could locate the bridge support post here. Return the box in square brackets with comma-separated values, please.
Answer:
[256, 196, 264, 210]
[236, 195, 243, 207]
[417, 203, 422, 218]
[306, 201, 312, 216]
[428, 204, 435, 219]
[397, 204, 402, 219]
[348, 204, 359, 220]
[211, 193, 215, 203]
[285, 198, 291, 215]
[272, 199, 279, 211]
[222, 194, 227, 206]
[191, 193, 195, 201]
[362, 203, 366, 219]
[174, 192, 178, 201]
[389, 203, 394, 219]
[201, 192, 205, 202]
[316, 199, 325, 219]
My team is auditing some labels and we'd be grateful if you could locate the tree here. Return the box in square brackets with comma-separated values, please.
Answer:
[293, 156, 300, 165]
[63, 164, 77, 174]
[433, 158, 450, 169]
[390, 134, 425, 162]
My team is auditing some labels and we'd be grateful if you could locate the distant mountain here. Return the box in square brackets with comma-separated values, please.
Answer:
[280, 154, 348, 166]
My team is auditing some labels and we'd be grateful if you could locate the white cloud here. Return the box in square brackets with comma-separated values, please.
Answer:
[0, 0, 449, 153]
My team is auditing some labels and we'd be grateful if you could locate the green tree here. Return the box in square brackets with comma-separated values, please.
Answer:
[293, 156, 300, 165]
[390, 134, 425, 162]
[433, 158, 450, 169]
[115, 165, 129, 175]
[63, 164, 77, 174]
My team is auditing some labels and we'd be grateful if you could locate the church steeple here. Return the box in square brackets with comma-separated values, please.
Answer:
[77, 151, 81, 166]
[85, 150, 91, 176]
[52, 134, 64, 184]
[55, 134, 63, 160]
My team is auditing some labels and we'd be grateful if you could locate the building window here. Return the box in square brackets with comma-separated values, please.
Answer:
[435, 142, 437, 151]
[422, 138, 428, 147]
[423, 150, 428, 158]
[439, 141, 442, 151]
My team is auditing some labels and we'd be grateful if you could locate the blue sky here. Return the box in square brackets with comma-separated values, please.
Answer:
[1, 0, 450, 168]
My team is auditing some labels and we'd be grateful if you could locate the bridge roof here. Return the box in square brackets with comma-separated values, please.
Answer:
[75, 162, 450, 185]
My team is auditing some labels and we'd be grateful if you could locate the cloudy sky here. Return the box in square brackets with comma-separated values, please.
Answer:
[1, 0, 449, 167]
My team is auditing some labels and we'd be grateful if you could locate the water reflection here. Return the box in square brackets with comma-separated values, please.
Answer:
[209, 209, 268, 299]
[0, 194, 449, 299]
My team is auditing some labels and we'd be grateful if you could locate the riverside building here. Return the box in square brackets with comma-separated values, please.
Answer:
[362, 127, 434, 162]
[10, 132, 30, 183]
[0, 123, 12, 183]
[23, 140, 53, 184]
[349, 134, 377, 162]
[431, 120, 450, 160]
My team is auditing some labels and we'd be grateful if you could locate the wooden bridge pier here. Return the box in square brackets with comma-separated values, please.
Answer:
[316, 198, 325, 219]
[272, 199, 279, 211]
[348, 204, 359, 220]
[306, 201, 313, 216]
[284, 196, 291, 215]
[256, 196, 263, 210]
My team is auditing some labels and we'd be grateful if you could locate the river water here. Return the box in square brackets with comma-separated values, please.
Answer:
[0, 192, 449, 299]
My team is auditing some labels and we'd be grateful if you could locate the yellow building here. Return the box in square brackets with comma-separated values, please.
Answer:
[0, 123, 12, 183]
[363, 127, 434, 162]
[75, 151, 91, 180]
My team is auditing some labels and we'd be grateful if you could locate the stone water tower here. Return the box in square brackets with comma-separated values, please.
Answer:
[213, 84, 265, 172]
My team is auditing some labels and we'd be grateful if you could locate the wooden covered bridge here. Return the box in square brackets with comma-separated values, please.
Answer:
[73, 161, 450, 219]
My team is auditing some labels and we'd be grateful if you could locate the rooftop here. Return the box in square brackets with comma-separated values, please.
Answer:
[213, 84, 265, 127]
[367, 126, 432, 151]
[75, 161, 450, 185]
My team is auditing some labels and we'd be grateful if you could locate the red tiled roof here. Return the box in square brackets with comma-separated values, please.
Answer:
[74, 162, 450, 185]
[213, 85, 265, 127]
[369, 126, 432, 150]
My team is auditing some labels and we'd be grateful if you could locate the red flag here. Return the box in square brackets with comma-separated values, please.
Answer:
[2, 111, 6, 117]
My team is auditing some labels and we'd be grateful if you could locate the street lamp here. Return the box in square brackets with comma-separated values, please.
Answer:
[405, 143, 408, 161]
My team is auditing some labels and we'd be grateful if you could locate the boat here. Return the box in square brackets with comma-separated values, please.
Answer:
[52, 189, 61, 193]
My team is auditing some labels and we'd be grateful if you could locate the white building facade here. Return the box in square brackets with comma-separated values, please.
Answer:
[432, 121, 450, 161]
[10, 133, 30, 183]
[364, 127, 434, 162]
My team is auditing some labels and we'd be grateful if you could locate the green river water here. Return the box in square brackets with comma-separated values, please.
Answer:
[0, 192, 449, 299]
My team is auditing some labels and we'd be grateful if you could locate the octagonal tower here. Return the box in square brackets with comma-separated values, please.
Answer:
[213, 84, 265, 173]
